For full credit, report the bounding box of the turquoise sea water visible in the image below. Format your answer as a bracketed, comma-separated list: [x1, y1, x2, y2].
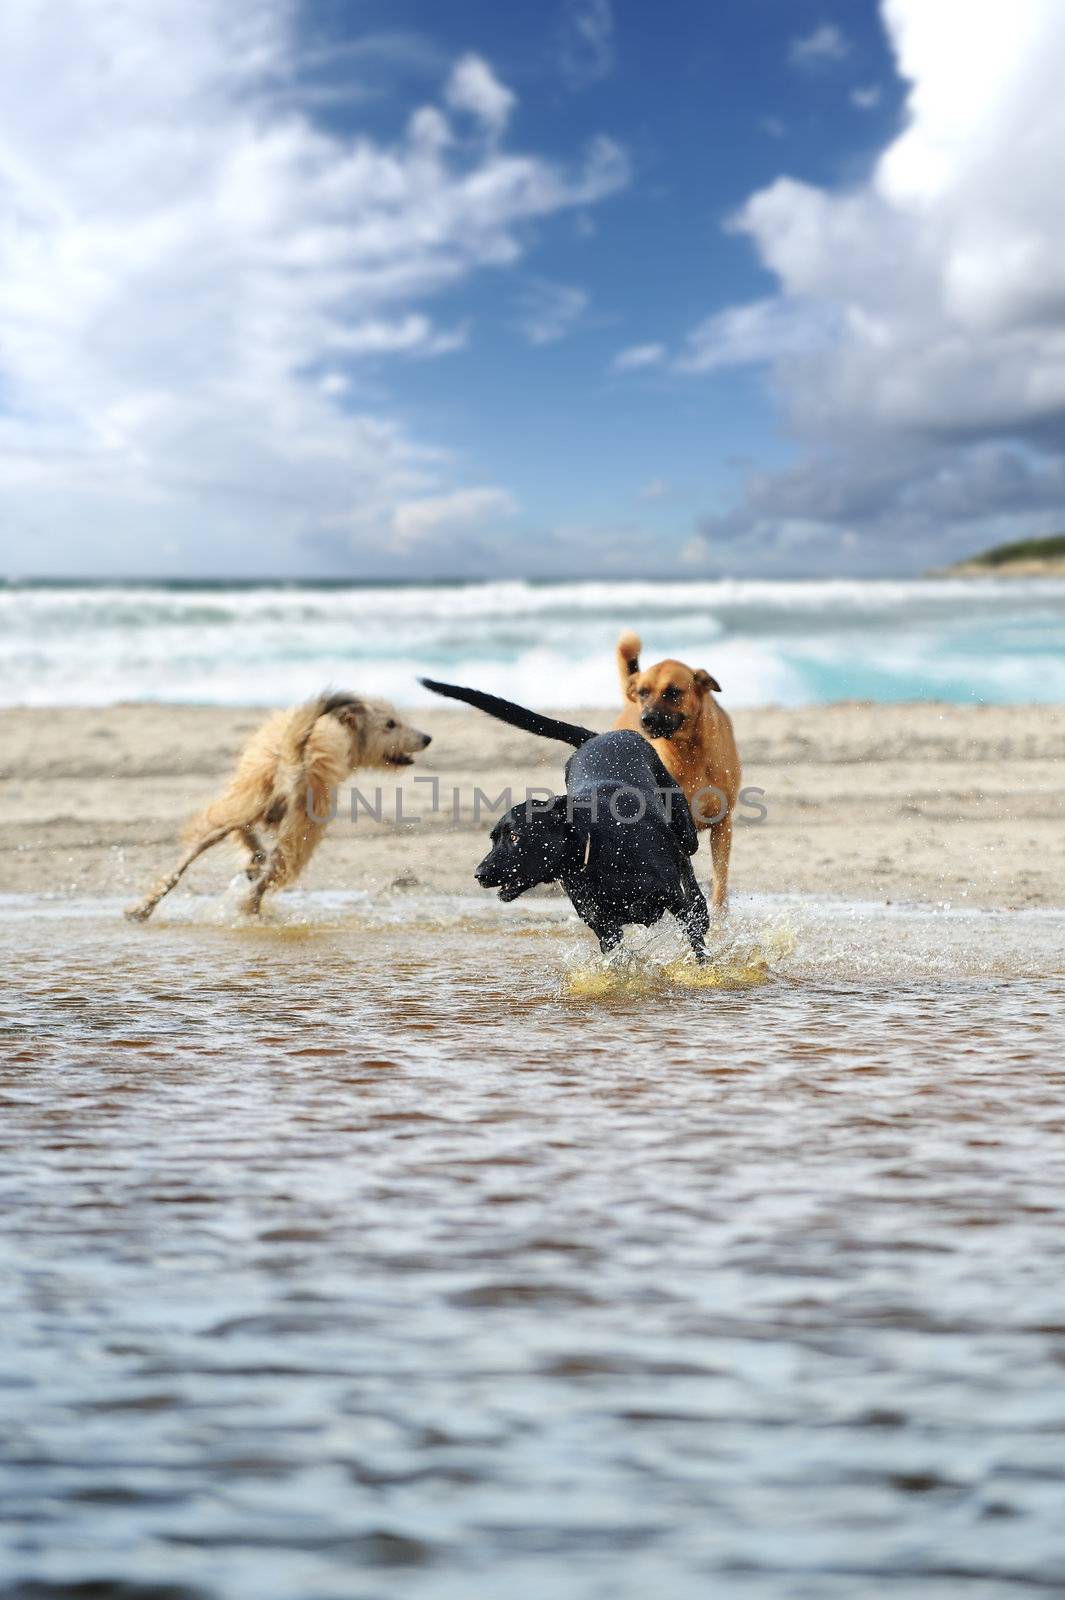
[2, 576, 1064, 707]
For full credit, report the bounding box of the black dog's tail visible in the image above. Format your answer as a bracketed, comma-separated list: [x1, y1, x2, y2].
[419, 677, 595, 749]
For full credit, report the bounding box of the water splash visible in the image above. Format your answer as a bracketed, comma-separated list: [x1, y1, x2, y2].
[560, 920, 796, 999]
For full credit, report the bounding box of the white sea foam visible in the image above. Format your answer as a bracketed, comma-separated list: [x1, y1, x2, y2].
[1, 578, 1063, 707]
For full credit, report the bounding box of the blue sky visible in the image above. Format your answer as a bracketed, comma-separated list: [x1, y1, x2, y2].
[344, 1, 898, 552]
[2, 0, 1064, 578]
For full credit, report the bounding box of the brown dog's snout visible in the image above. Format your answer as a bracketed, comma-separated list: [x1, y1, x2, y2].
[641, 708, 683, 738]
[420, 733, 432, 748]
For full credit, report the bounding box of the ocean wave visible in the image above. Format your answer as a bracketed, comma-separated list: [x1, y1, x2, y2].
[2, 579, 1063, 707]
[6, 574, 1065, 624]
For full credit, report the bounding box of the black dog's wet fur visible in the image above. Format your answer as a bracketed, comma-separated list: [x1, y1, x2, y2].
[420, 678, 711, 960]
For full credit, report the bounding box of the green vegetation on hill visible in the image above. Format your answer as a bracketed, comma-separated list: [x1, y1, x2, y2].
[965, 533, 1065, 567]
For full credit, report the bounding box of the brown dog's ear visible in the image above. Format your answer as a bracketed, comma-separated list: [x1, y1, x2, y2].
[617, 630, 641, 701]
[693, 669, 721, 694]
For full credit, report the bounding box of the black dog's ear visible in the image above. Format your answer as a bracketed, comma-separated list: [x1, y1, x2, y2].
[693, 668, 721, 694]
[524, 795, 572, 823]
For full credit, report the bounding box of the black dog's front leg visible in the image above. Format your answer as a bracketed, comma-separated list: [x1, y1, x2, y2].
[678, 861, 711, 963]
[594, 924, 624, 957]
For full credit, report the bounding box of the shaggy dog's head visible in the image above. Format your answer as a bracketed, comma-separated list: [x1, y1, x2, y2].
[624, 658, 721, 740]
[327, 696, 431, 769]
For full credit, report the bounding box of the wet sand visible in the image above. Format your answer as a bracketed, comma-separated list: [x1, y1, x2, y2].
[1, 701, 1064, 911]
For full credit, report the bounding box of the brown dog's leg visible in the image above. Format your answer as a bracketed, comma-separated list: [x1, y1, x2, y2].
[708, 813, 732, 913]
[124, 825, 234, 922]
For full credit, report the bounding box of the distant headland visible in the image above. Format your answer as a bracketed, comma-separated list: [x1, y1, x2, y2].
[939, 533, 1065, 576]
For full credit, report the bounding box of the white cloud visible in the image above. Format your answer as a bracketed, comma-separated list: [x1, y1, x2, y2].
[392, 486, 518, 549]
[676, 298, 840, 373]
[559, 0, 615, 88]
[851, 84, 883, 109]
[0, 0, 627, 575]
[445, 53, 515, 134]
[516, 281, 589, 345]
[790, 23, 850, 66]
[738, 0, 1065, 434]
[339, 315, 469, 357]
[694, 0, 1065, 568]
[611, 342, 665, 372]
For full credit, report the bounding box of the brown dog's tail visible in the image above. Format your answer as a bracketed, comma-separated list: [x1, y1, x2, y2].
[419, 678, 595, 749]
[616, 630, 642, 696]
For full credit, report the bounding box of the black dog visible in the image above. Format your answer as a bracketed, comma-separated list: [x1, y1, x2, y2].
[420, 678, 710, 960]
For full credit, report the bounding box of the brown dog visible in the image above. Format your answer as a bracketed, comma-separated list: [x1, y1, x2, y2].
[125, 691, 430, 922]
[614, 632, 740, 911]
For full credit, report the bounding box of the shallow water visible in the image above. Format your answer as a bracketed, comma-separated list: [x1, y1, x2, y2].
[3, 893, 1065, 1599]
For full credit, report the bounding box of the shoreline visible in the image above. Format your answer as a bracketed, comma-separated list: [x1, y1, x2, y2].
[934, 560, 1065, 578]
[2, 701, 1064, 912]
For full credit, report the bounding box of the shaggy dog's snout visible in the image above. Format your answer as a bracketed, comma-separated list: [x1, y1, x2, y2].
[420, 733, 432, 747]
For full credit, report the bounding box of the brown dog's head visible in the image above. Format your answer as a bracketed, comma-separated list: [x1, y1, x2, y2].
[626, 658, 721, 739]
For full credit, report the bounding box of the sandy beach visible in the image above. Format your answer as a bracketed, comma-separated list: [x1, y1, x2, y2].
[3, 700, 1064, 911]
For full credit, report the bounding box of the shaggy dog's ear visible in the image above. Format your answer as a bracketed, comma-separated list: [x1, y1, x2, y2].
[332, 699, 366, 732]
[330, 698, 367, 764]
[693, 669, 721, 694]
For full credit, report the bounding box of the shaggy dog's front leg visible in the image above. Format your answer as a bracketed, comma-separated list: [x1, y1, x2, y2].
[237, 825, 268, 879]
[241, 809, 325, 915]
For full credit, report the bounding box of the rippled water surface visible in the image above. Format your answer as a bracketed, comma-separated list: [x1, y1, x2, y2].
[3, 894, 1065, 1599]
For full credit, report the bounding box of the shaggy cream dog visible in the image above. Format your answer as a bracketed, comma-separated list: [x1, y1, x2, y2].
[125, 691, 430, 921]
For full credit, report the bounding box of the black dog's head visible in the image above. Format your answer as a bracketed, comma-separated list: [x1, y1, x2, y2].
[475, 799, 575, 902]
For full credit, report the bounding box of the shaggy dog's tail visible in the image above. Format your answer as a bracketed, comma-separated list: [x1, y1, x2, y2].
[616, 630, 642, 696]
[419, 678, 595, 749]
